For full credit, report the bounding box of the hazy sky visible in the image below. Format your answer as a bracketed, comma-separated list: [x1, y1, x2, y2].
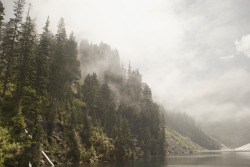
[3, 0, 250, 122]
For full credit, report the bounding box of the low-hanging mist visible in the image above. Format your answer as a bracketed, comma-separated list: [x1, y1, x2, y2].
[3, 0, 250, 123]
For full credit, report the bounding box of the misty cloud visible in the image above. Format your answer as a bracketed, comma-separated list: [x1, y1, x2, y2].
[235, 34, 250, 58]
[3, 0, 250, 122]
[220, 55, 235, 61]
[178, 69, 250, 121]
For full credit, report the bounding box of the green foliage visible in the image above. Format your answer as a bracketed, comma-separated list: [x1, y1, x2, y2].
[0, 126, 21, 166]
[35, 16, 54, 97]
[165, 126, 203, 151]
[0, 1, 168, 165]
[88, 127, 114, 160]
[11, 105, 27, 141]
[0, 0, 4, 38]
[16, 10, 37, 97]
[65, 33, 81, 82]
[97, 82, 116, 135]
[112, 119, 136, 160]
[81, 73, 99, 119]
[65, 126, 81, 162]
[81, 145, 98, 163]
[164, 111, 220, 150]
[0, 0, 25, 97]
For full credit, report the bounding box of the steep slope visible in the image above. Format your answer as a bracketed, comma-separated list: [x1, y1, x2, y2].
[163, 109, 220, 150]
[0, 4, 166, 165]
[165, 126, 203, 154]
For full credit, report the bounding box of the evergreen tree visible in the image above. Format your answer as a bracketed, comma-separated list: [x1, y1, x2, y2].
[0, 0, 4, 76]
[1, 0, 25, 97]
[16, 5, 37, 97]
[0, 0, 4, 37]
[81, 73, 99, 119]
[125, 69, 142, 104]
[97, 82, 116, 136]
[0, 2, 170, 164]
[142, 83, 152, 101]
[50, 17, 67, 99]
[112, 118, 134, 160]
[65, 32, 81, 84]
[35, 16, 54, 97]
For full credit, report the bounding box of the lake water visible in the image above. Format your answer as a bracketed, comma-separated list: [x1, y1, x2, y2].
[56, 151, 250, 167]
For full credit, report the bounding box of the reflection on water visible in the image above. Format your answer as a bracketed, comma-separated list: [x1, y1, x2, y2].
[56, 151, 250, 167]
[166, 151, 250, 167]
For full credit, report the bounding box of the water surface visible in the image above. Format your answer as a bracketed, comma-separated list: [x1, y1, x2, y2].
[56, 151, 250, 167]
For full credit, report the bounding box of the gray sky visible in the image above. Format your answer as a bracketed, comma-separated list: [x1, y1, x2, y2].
[3, 0, 250, 122]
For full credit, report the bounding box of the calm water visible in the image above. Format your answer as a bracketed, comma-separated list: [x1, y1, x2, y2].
[56, 151, 250, 167]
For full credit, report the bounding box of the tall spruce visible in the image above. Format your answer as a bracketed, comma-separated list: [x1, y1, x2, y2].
[35, 17, 54, 97]
[0, 0, 5, 75]
[125, 69, 142, 103]
[0, 2, 169, 164]
[50, 17, 67, 99]
[16, 5, 37, 97]
[65, 32, 81, 84]
[14, 5, 41, 166]
[0, 0, 4, 37]
[81, 73, 99, 119]
[97, 82, 116, 136]
[1, 0, 25, 97]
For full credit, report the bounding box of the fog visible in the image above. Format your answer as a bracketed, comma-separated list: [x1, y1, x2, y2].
[3, 0, 250, 123]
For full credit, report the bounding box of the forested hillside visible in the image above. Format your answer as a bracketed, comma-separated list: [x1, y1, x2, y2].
[0, 1, 166, 166]
[163, 109, 220, 150]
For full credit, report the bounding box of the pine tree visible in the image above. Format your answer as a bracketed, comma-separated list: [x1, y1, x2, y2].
[65, 32, 81, 84]
[97, 82, 116, 136]
[0, 0, 5, 37]
[0, 0, 4, 76]
[125, 69, 142, 103]
[142, 83, 152, 101]
[35, 17, 54, 97]
[16, 5, 37, 97]
[0, 2, 170, 164]
[81, 73, 99, 119]
[50, 17, 67, 99]
[1, 0, 25, 97]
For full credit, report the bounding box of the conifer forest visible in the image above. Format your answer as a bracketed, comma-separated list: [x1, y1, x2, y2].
[1, 0, 235, 166]
[0, 1, 168, 166]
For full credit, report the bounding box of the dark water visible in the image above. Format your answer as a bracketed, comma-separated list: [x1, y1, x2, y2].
[56, 151, 250, 167]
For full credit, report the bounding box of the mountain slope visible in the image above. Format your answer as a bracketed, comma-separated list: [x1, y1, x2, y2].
[163, 109, 220, 150]
[165, 126, 203, 154]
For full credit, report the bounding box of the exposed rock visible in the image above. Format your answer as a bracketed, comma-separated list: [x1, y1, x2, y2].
[166, 137, 196, 154]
